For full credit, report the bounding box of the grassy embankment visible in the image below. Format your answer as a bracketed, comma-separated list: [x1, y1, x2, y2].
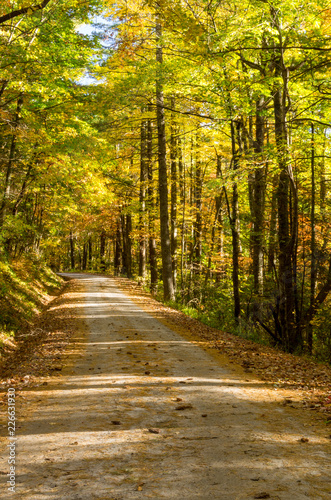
[0, 258, 62, 358]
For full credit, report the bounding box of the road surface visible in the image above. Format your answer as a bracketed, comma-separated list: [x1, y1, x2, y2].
[1, 273, 330, 499]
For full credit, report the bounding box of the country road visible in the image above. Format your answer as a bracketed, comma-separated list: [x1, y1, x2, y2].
[1, 273, 330, 499]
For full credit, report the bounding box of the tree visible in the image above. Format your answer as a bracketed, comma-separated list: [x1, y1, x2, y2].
[155, 16, 175, 301]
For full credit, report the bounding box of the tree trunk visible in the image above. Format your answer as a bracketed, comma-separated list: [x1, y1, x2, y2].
[155, 19, 174, 301]
[139, 119, 147, 278]
[82, 243, 87, 271]
[114, 221, 122, 275]
[308, 124, 316, 353]
[320, 129, 327, 213]
[100, 230, 106, 272]
[69, 230, 75, 269]
[267, 174, 278, 273]
[12, 159, 35, 216]
[122, 213, 132, 278]
[0, 94, 23, 226]
[274, 82, 296, 350]
[170, 98, 178, 291]
[230, 120, 242, 322]
[88, 237, 92, 269]
[178, 135, 186, 293]
[270, 5, 299, 352]
[252, 97, 266, 295]
[126, 214, 132, 278]
[147, 110, 158, 292]
[194, 131, 202, 270]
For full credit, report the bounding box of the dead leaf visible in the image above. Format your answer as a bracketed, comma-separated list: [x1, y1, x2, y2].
[175, 404, 193, 411]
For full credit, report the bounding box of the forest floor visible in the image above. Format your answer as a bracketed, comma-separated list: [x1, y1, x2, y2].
[0, 273, 330, 499]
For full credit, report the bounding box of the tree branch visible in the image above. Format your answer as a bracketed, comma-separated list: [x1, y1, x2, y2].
[0, 0, 52, 25]
[240, 54, 265, 75]
[290, 118, 331, 128]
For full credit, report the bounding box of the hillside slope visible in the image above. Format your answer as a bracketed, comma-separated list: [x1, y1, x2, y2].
[0, 257, 62, 358]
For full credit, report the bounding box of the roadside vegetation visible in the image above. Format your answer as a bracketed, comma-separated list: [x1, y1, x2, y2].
[0, 256, 62, 357]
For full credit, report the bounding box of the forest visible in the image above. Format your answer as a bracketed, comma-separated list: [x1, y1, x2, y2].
[1, 0, 331, 361]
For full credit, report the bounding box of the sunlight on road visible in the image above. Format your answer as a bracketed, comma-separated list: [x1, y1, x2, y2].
[6, 274, 330, 500]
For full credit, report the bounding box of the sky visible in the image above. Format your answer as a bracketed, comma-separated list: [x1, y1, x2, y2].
[76, 16, 113, 85]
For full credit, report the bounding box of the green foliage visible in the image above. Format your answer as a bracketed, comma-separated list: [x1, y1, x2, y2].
[309, 301, 331, 364]
[1, 0, 331, 364]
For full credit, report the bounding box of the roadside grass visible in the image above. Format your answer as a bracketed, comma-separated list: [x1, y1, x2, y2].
[0, 257, 62, 357]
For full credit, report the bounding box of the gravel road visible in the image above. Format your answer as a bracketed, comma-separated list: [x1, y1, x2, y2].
[1, 274, 330, 499]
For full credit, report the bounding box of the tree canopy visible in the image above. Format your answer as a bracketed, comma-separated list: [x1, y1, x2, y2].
[1, 0, 331, 359]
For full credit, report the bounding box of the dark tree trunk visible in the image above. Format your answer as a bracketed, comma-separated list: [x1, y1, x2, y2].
[230, 120, 242, 322]
[100, 230, 106, 272]
[114, 222, 122, 275]
[147, 110, 158, 292]
[121, 213, 132, 278]
[271, 5, 299, 352]
[0, 95, 23, 226]
[139, 119, 148, 278]
[70, 230, 75, 269]
[308, 124, 316, 353]
[155, 19, 175, 301]
[125, 214, 132, 278]
[12, 159, 35, 216]
[88, 237, 92, 269]
[82, 243, 87, 271]
[274, 81, 297, 350]
[252, 97, 266, 295]
[77, 247, 82, 270]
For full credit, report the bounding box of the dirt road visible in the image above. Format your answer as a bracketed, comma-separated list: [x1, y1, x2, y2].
[1, 274, 330, 499]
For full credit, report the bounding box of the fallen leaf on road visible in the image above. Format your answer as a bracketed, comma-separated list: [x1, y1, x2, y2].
[175, 404, 193, 410]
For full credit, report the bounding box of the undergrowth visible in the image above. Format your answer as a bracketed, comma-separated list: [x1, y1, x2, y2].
[0, 256, 62, 355]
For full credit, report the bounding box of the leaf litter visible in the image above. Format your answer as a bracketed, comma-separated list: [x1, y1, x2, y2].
[115, 276, 331, 423]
